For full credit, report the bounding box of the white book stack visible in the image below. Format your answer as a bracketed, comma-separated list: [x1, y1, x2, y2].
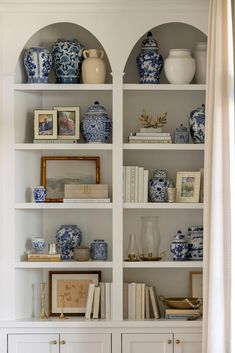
[128, 131, 172, 144]
[85, 282, 113, 320]
[123, 166, 149, 202]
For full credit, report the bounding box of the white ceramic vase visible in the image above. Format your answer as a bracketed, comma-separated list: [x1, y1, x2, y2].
[82, 49, 106, 84]
[164, 49, 196, 84]
[194, 42, 207, 84]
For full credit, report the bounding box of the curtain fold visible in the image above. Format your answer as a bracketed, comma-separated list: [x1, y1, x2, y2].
[203, 0, 234, 352]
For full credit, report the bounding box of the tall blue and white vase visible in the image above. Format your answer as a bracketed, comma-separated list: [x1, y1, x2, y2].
[170, 230, 188, 261]
[24, 47, 52, 83]
[136, 31, 163, 84]
[90, 239, 108, 260]
[149, 169, 168, 202]
[56, 224, 82, 260]
[189, 104, 205, 143]
[52, 39, 84, 83]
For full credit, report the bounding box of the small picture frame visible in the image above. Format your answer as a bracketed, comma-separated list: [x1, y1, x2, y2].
[54, 106, 80, 140]
[176, 171, 201, 203]
[48, 271, 101, 316]
[34, 110, 57, 139]
[190, 271, 203, 298]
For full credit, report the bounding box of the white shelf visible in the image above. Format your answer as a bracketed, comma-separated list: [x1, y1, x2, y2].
[124, 203, 203, 209]
[123, 84, 206, 91]
[15, 202, 113, 209]
[14, 143, 113, 151]
[15, 261, 113, 269]
[123, 144, 204, 150]
[14, 83, 113, 91]
[123, 261, 203, 268]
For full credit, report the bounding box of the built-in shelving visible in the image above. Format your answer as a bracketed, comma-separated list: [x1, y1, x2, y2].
[15, 261, 113, 269]
[123, 261, 203, 268]
[124, 203, 203, 209]
[14, 143, 113, 151]
[123, 84, 206, 91]
[123, 144, 204, 150]
[15, 202, 113, 209]
[13, 84, 113, 91]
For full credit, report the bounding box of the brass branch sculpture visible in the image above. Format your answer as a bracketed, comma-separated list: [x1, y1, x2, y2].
[139, 110, 168, 128]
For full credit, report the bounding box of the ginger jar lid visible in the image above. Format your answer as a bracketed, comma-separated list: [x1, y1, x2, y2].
[173, 230, 186, 242]
[85, 101, 108, 116]
[141, 31, 159, 51]
[175, 124, 188, 132]
[153, 169, 168, 179]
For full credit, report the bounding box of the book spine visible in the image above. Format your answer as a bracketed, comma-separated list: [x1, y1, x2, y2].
[145, 286, 150, 319]
[129, 139, 172, 144]
[100, 282, 106, 319]
[149, 286, 160, 319]
[135, 283, 142, 320]
[128, 283, 132, 320]
[85, 283, 95, 319]
[136, 133, 171, 137]
[123, 167, 126, 202]
[141, 283, 145, 320]
[129, 136, 172, 140]
[92, 286, 101, 319]
[130, 166, 136, 202]
[123, 282, 128, 320]
[130, 283, 136, 320]
[143, 170, 149, 203]
[105, 283, 111, 320]
[125, 167, 131, 202]
[134, 166, 139, 202]
[138, 167, 144, 203]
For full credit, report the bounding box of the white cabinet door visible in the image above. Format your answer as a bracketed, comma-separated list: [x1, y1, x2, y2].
[8, 334, 59, 353]
[174, 333, 202, 353]
[122, 333, 173, 353]
[60, 333, 111, 353]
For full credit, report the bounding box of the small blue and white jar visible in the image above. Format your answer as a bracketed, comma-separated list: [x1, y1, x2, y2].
[149, 169, 168, 202]
[80, 101, 112, 143]
[31, 237, 47, 253]
[56, 224, 82, 260]
[33, 186, 46, 203]
[90, 239, 108, 260]
[189, 104, 205, 143]
[24, 47, 52, 83]
[174, 124, 189, 144]
[170, 230, 188, 261]
[136, 31, 163, 84]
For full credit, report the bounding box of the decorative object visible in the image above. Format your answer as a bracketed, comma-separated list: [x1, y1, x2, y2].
[167, 180, 176, 203]
[189, 104, 205, 143]
[149, 169, 168, 202]
[39, 282, 48, 320]
[56, 224, 82, 260]
[140, 216, 160, 259]
[164, 49, 196, 84]
[58, 295, 68, 320]
[139, 110, 167, 130]
[51, 39, 84, 84]
[24, 47, 52, 83]
[31, 237, 47, 253]
[187, 225, 203, 261]
[194, 42, 207, 84]
[73, 246, 90, 261]
[48, 271, 101, 316]
[80, 101, 112, 143]
[34, 110, 57, 140]
[48, 243, 58, 255]
[136, 31, 163, 84]
[126, 233, 139, 261]
[176, 171, 201, 203]
[159, 295, 202, 309]
[64, 184, 108, 199]
[90, 240, 108, 260]
[54, 106, 80, 140]
[41, 156, 100, 202]
[199, 168, 204, 202]
[190, 272, 203, 298]
[174, 124, 189, 144]
[28, 253, 61, 262]
[82, 49, 106, 84]
[33, 186, 46, 203]
[170, 230, 188, 261]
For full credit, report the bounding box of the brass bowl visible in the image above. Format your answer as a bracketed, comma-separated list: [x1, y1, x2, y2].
[159, 295, 202, 309]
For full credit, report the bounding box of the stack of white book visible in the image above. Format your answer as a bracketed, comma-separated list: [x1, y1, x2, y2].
[128, 131, 172, 144]
[123, 166, 149, 202]
[123, 282, 161, 320]
[85, 282, 112, 320]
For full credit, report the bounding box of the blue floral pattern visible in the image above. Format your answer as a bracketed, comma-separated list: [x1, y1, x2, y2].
[170, 231, 188, 261]
[189, 105, 205, 143]
[56, 225, 82, 260]
[32, 238, 46, 252]
[33, 186, 46, 203]
[149, 169, 168, 202]
[24, 47, 52, 83]
[90, 240, 108, 260]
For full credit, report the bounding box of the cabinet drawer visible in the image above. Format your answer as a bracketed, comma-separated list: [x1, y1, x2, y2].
[60, 333, 111, 353]
[122, 333, 172, 353]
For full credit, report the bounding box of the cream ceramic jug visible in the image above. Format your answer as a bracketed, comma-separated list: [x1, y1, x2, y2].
[82, 49, 106, 84]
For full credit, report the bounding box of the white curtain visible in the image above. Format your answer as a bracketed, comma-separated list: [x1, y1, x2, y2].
[203, 0, 234, 352]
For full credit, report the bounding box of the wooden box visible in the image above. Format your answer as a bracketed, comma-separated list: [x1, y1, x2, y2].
[64, 184, 109, 199]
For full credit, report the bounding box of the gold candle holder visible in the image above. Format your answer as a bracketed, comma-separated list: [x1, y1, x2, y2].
[39, 282, 48, 320]
[59, 294, 68, 320]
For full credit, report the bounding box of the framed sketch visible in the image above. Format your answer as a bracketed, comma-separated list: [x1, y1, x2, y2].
[54, 106, 80, 140]
[190, 271, 203, 298]
[41, 156, 100, 202]
[176, 171, 201, 203]
[34, 110, 57, 139]
[48, 271, 101, 316]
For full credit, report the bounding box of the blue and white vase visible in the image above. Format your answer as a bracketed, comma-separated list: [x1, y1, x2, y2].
[52, 39, 84, 84]
[24, 47, 52, 83]
[187, 225, 203, 261]
[189, 104, 205, 143]
[56, 224, 82, 260]
[174, 124, 189, 144]
[149, 169, 168, 202]
[31, 237, 47, 252]
[90, 239, 108, 260]
[136, 31, 163, 84]
[170, 230, 188, 261]
[33, 186, 46, 203]
[80, 101, 112, 143]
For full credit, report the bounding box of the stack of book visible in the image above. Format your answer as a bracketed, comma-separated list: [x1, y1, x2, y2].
[123, 166, 149, 202]
[165, 308, 201, 319]
[27, 253, 61, 262]
[85, 282, 112, 320]
[123, 282, 161, 320]
[63, 184, 110, 203]
[128, 132, 172, 144]
[33, 139, 77, 144]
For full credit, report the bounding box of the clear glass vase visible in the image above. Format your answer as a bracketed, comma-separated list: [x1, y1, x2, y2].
[127, 233, 139, 261]
[140, 216, 160, 259]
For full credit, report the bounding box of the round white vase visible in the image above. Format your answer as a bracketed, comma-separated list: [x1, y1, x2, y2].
[194, 42, 207, 84]
[82, 49, 106, 84]
[164, 49, 196, 84]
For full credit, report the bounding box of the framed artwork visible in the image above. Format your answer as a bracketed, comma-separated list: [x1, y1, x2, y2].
[176, 171, 201, 203]
[41, 156, 100, 202]
[48, 271, 101, 316]
[54, 106, 80, 140]
[190, 271, 203, 298]
[34, 110, 57, 139]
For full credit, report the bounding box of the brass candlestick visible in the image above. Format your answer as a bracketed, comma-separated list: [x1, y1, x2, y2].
[39, 282, 48, 320]
[59, 294, 68, 320]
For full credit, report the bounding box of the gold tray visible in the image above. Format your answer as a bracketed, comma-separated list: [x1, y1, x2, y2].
[159, 296, 202, 309]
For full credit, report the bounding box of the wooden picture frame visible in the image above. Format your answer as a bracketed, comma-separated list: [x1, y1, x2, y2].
[176, 171, 201, 203]
[41, 156, 100, 202]
[34, 110, 57, 139]
[190, 271, 203, 298]
[54, 106, 80, 140]
[48, 271, 101, 316]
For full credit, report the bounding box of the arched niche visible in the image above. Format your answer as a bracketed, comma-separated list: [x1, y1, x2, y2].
[124, 22, 207, 83]
[15, 22, 112, 83]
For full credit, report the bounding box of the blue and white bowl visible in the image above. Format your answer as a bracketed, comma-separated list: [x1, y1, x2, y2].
[90, 239, 108, 260]
[33, 186, 46, 203]
[24, 47, 52, 83]
[31, 237, 47, 252]
[189, 105, 205, 143]
[56, 224, 82, 260]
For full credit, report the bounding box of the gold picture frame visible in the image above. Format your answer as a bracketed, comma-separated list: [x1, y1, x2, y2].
[190, 271, 203, 298]
[34, 110, 57, 140]
[54, 106, 80, 140]
[41, 156, 100, 202]
[48, 271, 101, 316]
[176, 171, 201, 203]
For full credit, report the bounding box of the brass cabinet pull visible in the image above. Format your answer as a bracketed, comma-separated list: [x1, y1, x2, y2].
[175, 339, 180, 344]
[167, 339, 172, 344]
[51, 340, 57, 345]
[60, 340, 66, 344]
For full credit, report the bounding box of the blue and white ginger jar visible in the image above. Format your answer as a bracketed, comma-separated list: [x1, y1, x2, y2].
[24, 47, 52, 83]
[136, 31, 163, 84]
[52, 39, 84, 83]
[33, 186, 46, 203]
[174, 124, 189, 144]
[189, 104, 205, 143]
[31, 237, 47, 252]
[90, 239, 108, 260]
[170, 230, 188, 261]
[56, 224, 82, 260]
[149, 169, 168, 202]
[80, 101, 112, 143]
[187, 225, 203, 261]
